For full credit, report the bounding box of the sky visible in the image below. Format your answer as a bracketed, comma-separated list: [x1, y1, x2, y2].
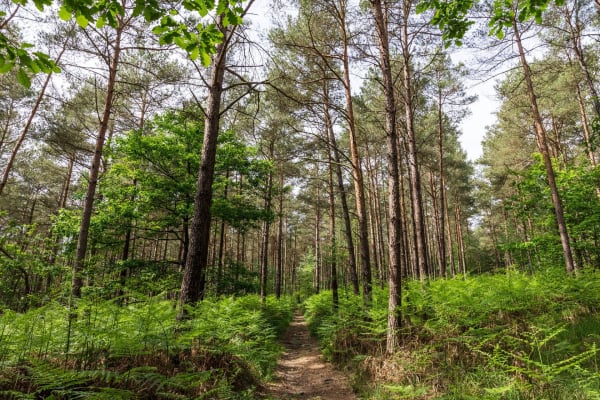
[457, 78, 499, 162]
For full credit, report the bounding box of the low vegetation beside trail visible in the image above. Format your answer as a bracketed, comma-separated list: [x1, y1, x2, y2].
[304, 268, 600, 399]
[0, 294, 294, 399]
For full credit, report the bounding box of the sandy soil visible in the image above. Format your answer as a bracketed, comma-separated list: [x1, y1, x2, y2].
[264, 314, 358, 400]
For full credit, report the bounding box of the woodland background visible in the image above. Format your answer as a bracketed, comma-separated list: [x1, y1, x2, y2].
[0, 0, 600, 398]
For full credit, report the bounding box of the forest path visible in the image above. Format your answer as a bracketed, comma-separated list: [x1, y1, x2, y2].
[264, 313, 358, 400]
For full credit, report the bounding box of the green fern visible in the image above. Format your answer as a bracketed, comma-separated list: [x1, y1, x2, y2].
[0, 390, 35, 399]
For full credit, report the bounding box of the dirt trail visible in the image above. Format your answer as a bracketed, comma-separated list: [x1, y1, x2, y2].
[265, 313, 358, 400]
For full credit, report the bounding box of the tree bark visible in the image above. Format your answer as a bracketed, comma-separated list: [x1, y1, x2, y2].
[323, 81, 360, 295]
[400, 0, 429, 280]
[0, 44, 68, 196]
[338, 0, 372, 302]
[326, 127, 339, 309]
[178, 20, 231, 317]
[314, 164, 321, 294]
[372, 0, 403, 354]
[260, 168, 274, 303]
[72, 22, 123, 298]
[563, 3, 600, 117]
[275, 169, 284, 299]
[436, 88, 448, 277]
[217, 170, 230, 294]
[574, 83, 597, 167]
[512, 16, 576, 273]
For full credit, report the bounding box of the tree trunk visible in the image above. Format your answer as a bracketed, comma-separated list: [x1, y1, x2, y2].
[260, 169, 273, 303]
[455, 203, 467, 276]
[275, 169, 284, 299]
[217, 170, 230, 294]
[314, 164, 321, 294]
[512, 16, 576, 273]
[323, 81, 359, 295]
[563, 3, 600, 117]
[326, 128, 339, 309]
[178, 20, 231, 318]
[58, 155, 75, 210]
[0, 44, 68, 196]
[365, 146, 381, 283]
[574, 83, 597, 167]
[338, 0, 372, 302]
[71, 23, 123, 298]
[372, 0, 403, 354]
[400, 0, 428, 280]
[436, 89, 447, 277]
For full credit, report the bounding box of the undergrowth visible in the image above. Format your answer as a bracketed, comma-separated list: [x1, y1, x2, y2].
[0, 293, 294, 399]
[304, 268, 600, 399]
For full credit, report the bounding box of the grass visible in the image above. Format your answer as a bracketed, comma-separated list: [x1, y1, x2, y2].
[303, 268, 600, 399]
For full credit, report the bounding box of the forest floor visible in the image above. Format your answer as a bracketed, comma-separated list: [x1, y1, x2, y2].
[264, 313, 358, 400]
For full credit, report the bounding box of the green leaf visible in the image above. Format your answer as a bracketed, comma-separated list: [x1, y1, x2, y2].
[216, 0, 228, 15]
[0, 62, 14, 73]
[17, 69, 31, 88]
[96, 16, 106, 28]
[29, 60, 41, 73]
[189, 46, 199, 61]
[173, 36, 186, 48]
[58, 6, 72, 21]
[76, 14, 90, 28]
[152, 25, 168, 35]
[415, 1, 429, 14]
[200, 50, 211, 67]
[133, 0, 145, 17]
[32, 0, 52, 11]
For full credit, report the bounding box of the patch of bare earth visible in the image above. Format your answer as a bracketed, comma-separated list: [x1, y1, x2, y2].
[265, 314, 357, 400]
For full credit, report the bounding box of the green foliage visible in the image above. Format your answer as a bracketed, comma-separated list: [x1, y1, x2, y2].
[304, 270, 600, 399]
[2, 0, 246, 82]
[96, 110, 271, 246]
[415, 0, 474, 47]
[0, 294, 294, 398]
[304, 288, 385, 362]
[501, 155, 600, 270]
[179, 295, 294, 378]
[417, 0, 566, 45]
[0, 221, 60, 310]
[0, 30, 60, 87]
[46, 109, 274, 301]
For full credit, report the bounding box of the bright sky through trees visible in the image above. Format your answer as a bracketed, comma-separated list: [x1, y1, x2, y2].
[248, 0, 496, 162]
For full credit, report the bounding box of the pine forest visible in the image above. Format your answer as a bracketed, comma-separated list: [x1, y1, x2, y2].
[1, 0, 600, 398]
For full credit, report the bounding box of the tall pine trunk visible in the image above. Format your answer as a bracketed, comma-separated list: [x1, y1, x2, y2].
[178, 20, 231, 318]
[72, 23, 123, 298]
[338, 0, 372, 302]
[323, 81, 359, 295]
[275, 170, 284, 299]
[512, 16, 575, 273]
[400, 0, 428, 280]
[372, 0, 403, 354]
